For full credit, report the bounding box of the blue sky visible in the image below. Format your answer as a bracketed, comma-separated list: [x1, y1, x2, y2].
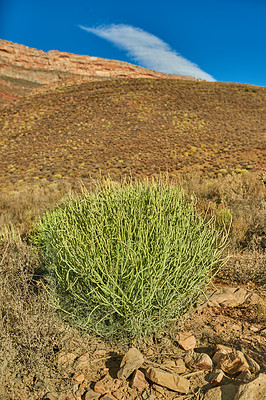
[1, 0, 265, 86]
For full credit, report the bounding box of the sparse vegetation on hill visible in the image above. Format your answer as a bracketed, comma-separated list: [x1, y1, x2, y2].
[0, 79, 265, 192]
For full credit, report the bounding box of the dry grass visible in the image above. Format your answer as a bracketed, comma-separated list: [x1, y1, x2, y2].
[0, 241, 74, 399]
[178, 172, 265, 251]
[221, 250, 266, 288]
[0, 180, 72, 240]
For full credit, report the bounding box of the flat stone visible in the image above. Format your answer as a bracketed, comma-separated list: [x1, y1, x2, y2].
[94, 380, 107, 395]
[215, 350, 249, 375]
[204, 384, 238, 400]
[73, 372, 85, 383]
[73, 353, 90, 372]
[163, 359, 176, 368]
[176, 331, 197, 351]
[130, 369, 148, 392]
[145, 367, 189, 393]
[206, 287, 259, 308]
[117, 348, 144, 380]
[111, 390, 123, 400]
[174, 358, 187, 373]
[99, 395, 116, 400]
[185, 351, 213, 371]
[215, 344, 232, 352]
[83, 390, 100, 400]
[234, 373, 266, 400]
[249, 326, 260, 332]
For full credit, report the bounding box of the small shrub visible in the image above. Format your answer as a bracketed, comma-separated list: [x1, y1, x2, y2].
[33, 178, 227, 339]
[0, 241, 73, 396]
[217, 207, 233, 228]
[234, 168, 249, 174]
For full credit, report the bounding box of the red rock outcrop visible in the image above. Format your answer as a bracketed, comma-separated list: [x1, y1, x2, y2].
[0, 39, 198, 103]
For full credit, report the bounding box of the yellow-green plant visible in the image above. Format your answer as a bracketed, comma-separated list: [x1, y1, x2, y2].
[32, 178, 227, 339]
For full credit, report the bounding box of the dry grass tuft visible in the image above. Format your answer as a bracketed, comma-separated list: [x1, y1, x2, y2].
[178, 173, 265, 251]
[0, 180, 72, 240]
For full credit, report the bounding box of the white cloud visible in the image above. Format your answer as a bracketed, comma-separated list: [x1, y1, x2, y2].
[79, 24, 215, 81]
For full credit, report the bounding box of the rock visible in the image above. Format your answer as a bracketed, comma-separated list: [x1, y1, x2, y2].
[0, 39, 198, 105]
[243, 353, 260, 374]
[185, 352, 213, 371]
[212, 348, 231, 365]
[141, 390, 150, 400]
[163, 359, 176, 368]
[99, 395, 116, 400]
[130, 369, 149, 392]
[73, 372, 85, 383]
[204, 384, 238, 400]
[111, 390, 123, 400]
[73, 353, 90, 372]
[152, 384, 165, 394]
[57, 352, 77, 370]
[83, 390, 100, 400]
[176, 332, 197, 351]
[237, 370, 252, 382]
[44, 392, 59, 400]
[234, 373, 266, 400]
[215, 344, 232, 352]
[94, 349, 107, 357]
[249, 326, 260, 332]
[75, 387, 86, 398]
[206, 287, 259, 308]
[163, 358, 186, 374]
[117, 348, 144, 380]
[260, 328, 266, 338]
[145, 367, 189, 393]
[174, 359, 187, 374]
[94, 380, 107, 395]
[110, 379, 121, 392]
[146, 348, 154, 356]
[209, 369, 225, 386]
[215, 350, 249, 375]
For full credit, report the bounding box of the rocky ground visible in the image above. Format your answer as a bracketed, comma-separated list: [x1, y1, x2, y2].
[1, 284, 265, 400]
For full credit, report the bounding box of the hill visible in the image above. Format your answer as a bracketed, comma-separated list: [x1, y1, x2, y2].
[0, 78, 265, 192]
[0, 39, 197, 104]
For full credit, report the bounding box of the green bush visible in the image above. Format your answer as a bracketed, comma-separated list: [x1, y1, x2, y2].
[33, 178, 226, 339]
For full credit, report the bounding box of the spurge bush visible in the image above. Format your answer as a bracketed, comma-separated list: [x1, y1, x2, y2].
[33, 179, 226, 339]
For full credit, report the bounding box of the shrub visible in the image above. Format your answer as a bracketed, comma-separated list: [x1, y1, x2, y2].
[33, 178, 227, 339]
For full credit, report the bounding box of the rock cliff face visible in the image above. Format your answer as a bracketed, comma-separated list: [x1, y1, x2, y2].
[0, 39, 198, 103]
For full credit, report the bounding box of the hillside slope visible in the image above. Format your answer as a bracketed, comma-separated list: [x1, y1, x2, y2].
[1, 78, 265, 191]
[0, 39, 197, 104]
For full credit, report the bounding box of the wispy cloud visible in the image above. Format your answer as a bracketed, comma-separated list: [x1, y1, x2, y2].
[79, 24, 215, 81]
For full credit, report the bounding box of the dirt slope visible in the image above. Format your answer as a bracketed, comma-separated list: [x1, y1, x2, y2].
[0, 78, 265, 191]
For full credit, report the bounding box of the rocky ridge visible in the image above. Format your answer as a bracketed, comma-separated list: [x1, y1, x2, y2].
[0, 39, 198, 103]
